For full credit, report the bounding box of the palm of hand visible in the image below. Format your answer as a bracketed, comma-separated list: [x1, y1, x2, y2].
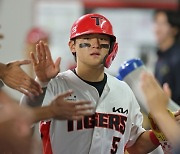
[34, 58, 60, 82]
[31, 41, 61, 82]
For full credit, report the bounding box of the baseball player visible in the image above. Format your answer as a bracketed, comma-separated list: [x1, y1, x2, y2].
[22, 14, 159, 154]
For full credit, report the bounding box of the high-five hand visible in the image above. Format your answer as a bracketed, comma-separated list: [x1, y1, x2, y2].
[31, 41, 61, 82]
[50, 90, 95, 120]
[0, 61, 42, 96]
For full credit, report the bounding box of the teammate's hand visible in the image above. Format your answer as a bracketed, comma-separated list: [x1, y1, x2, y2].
[50, 90, 95, 120]
[31, 41, 61, 82]
[140, 72, 169, 115]
[0, 60, 42, 96]
[163, 83, 172, 98]
[0, 91, 38, 154]
[174, 110, 180, 124]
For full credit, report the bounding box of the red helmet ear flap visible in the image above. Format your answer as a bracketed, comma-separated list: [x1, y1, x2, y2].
[104, 43, 118, 68]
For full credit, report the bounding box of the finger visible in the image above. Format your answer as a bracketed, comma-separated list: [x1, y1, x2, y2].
[174, 110, 180, 117]
[75, 104, 94, 111]
[71, 115, 84, 120]
[30, 52, 38, 65]
[39, 41, 46, 60]
[28, 79, 42, 95]
[76, 110, 94, 116]
[20, 84, 40, 96]
[56, 90, 73, 99]
[29, 78, 42, 91]
[67, 101, 92, 109]
[36, 44, 42, 62]
[175, 115, 180, 120]
[20, 79, 42, 95]
[16, 60, 31, 66]
[18, 87, 31, 97]
[163, 83, 172, 98]
[175, 115, 180, 124]
[44, 44, 53, 61]
[73, 100, 92, 106]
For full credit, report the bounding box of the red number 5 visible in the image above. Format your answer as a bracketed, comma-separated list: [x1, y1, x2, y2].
[110, 136, 121, 154]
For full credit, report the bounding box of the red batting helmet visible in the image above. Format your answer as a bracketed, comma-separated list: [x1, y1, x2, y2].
[70, 13, 118, 68]
[70, 13, 116, 42]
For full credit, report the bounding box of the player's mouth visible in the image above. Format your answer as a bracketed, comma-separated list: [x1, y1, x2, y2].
[90, 52, 100, 56]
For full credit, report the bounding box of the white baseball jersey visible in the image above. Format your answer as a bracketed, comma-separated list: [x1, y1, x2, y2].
[41, 70, 145, 154]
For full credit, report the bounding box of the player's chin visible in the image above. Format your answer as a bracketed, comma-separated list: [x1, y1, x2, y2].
[90, 62, 104, 69]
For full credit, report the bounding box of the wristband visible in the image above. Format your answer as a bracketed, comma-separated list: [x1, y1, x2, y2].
[149, 130, 160, 146]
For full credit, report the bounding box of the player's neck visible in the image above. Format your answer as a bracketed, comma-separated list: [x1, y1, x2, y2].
[75, 66, 104, 82]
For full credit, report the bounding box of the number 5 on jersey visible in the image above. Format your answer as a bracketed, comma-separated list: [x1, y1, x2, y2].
[111, 136, 121, 154]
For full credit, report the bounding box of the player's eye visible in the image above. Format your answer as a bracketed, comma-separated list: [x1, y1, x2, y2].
[99, 37, 110, 41]
[100, 44, 110, 49]
[83, 37, 90, 40]
[99, 38, 107, 41]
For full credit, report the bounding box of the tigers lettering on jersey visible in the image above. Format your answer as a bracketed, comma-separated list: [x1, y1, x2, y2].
[68, 112, 127, 134]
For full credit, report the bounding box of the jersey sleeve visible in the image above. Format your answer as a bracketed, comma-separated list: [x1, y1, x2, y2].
[42, 79, 57, 107]
[40, 121, 53, 154]
[126, 89, 145, 148]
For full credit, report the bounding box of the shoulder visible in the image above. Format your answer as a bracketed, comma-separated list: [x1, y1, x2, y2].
[106, 73, 130, 87]
[106, 73, 133, 94]
[51, 70, 72, 82]
[48, 70, 73, 86]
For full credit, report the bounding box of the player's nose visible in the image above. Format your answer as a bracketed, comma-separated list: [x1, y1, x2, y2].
[91, 38, 100, 49]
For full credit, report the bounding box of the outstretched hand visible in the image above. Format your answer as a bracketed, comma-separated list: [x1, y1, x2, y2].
[1, 60, 42, 96]
[140, 72, 169, 114]
[31, 41, 61, 82]
[50, 90, 95, 120]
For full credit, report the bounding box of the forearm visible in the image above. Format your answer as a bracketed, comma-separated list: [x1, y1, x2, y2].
[20, 87, 47, 107]
[152, 110, 180, 146]
[32, 106, 54, 123]
[127, 131, 158, 154]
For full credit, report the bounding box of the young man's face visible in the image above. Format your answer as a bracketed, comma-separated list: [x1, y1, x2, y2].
[71, 34, 111, 68]
[153, 12, 176, 46]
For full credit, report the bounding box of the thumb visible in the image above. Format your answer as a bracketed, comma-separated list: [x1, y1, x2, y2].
[174, 109, 180, 117]
[163, 83, 172, 98]
[16, 60, 31, 66]
[54, 57, 61, 72]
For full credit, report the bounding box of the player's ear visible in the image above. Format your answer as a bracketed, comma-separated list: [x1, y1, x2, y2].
[68, 40, 76, 54]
